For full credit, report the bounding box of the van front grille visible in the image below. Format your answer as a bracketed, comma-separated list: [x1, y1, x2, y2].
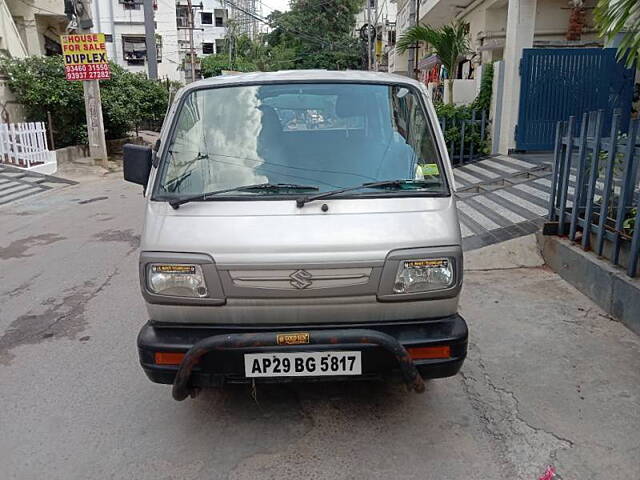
[228, 267, 373, 291]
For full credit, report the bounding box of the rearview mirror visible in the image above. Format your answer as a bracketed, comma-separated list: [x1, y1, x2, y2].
[123, 144, 153, 187]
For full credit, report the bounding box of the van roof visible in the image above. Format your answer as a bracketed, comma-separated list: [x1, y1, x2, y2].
[183, 69, 423, 91]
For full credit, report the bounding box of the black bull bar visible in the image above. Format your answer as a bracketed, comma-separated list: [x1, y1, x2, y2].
[172, 328, 426, 400]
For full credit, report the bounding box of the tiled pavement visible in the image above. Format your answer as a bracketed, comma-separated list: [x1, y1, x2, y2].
[454, 154, 554, 251]
[0, 164, 75, 207]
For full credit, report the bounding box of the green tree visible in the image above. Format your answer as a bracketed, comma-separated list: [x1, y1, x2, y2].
[396, 21, 470, 105]
[201, 52, 259, 77]
[100, 66, 170, 135]
[265, 0, 364, 70]
[595, 0, 640, 67]
[200, 0, 364, 76]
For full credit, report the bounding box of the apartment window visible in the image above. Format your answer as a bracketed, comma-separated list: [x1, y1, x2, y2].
[44, 36, 62, 56]
[387, 30, 396, 45]
[215, 38, 226, 54]
[368, 0, 375, 8]
[202, 42, 214, 54]
[176, 6, 189, 28]
[120, 0, 141, 10]
[201, 12, 213, 25]
[122, 35, 162, 64]
[214, 9, 227, 27]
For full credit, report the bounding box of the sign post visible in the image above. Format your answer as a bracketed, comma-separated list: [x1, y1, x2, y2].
[61, 33, 109, 165]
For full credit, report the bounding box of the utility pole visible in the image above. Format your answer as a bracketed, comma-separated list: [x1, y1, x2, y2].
[413, 0, 420, 79]
[406, 0, 415, 76]
[76, 0, 108, 166]
[186, 0, 197, 83]
[366, 0, 372, 70]
[374, 0, 378, 71]
[229, 24, 234, 70]
[143, 0, 158, 80]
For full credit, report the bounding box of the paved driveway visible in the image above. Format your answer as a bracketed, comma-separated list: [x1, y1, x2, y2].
[454, 155, 554, 250]
[1, 174, 639, 479]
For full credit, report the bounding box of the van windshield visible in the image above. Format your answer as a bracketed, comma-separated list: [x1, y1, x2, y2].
[156, 83, 448, 200]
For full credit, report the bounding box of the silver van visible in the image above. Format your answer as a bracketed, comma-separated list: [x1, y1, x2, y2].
[123, 70, 467, 400]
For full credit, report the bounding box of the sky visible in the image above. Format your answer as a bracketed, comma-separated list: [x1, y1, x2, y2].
[260, 0, 290, 14]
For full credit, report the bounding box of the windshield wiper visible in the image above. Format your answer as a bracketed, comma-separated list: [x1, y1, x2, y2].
[296, 179, 437, 208]
[169, 183, 319, 209]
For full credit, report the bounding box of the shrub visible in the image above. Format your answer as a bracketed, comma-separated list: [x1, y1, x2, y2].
[434, 63, 494, 158]
[435, 103, 489, 157]
[0, 55, 175, 148]
[471, 62, 493, 112]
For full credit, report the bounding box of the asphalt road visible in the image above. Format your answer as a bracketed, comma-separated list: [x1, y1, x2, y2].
[1, 174, 639, 480]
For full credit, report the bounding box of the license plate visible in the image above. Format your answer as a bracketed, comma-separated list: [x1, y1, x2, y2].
[244, 351, 362, 378]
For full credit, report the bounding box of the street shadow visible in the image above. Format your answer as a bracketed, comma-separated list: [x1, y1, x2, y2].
[183, 377, 435, 425]
[137, 378, 467, 477]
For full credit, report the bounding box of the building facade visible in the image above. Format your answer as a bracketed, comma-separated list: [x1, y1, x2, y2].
[90, 0, 181, 81]
[355, 0, 397, 72]
[2, 0, 68, 58]
[226, 0, 263, 40]
[176, 0, 228, 82]
[89, 0, 230, 83]
[389, 0, 410, 75]
[390, 0, 604, 154]
[1, 0, 69, 122]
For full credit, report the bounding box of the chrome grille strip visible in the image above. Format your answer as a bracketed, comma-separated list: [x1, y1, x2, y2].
[233, 273, 369, 282]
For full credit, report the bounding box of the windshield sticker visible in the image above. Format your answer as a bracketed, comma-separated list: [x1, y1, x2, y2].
[422, 164, 440, 176]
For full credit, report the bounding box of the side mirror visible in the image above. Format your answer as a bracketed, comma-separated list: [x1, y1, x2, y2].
[123, 144, 153, 187]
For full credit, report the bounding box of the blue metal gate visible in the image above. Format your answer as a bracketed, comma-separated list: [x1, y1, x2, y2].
[516, 48, 635, 151]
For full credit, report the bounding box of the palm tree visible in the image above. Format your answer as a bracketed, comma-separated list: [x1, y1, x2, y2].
[595, 0, 640, 68]
[396, 21, 470, 105]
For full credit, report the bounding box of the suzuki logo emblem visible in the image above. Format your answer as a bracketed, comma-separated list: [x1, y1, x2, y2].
[289, 269, 313, 289]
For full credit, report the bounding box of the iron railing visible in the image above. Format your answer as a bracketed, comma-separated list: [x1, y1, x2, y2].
[548, 110, 640, 277]
[438, 109, 489, 165]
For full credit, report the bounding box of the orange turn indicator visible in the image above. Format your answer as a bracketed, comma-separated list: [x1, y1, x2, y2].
[407, 345, 451, 360]
[154, 352, 186, 365]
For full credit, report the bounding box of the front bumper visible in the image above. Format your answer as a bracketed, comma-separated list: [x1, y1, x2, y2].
[138, 314, 468, 400]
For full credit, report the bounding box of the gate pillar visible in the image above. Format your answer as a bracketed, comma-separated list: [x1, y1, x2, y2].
[498, 0, 537, 155]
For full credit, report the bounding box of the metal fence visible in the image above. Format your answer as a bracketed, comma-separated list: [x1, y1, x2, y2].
[0, 122, 57, 173]
[548, 110, 640, 277]
[438, 109, 489, 165]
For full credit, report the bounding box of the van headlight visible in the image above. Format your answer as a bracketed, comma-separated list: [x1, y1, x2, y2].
[392, 258, 454, 294]
[147, 264, 208, 298]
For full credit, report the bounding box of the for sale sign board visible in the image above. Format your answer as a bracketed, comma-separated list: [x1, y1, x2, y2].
[61, 33, 111, 81]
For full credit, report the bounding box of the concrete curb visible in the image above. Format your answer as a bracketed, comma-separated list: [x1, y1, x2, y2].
[537, 232, 640, 335]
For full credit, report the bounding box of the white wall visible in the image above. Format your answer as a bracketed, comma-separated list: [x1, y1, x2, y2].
[443, 79, 479, 106]
[0, 0, 28, 57]
[390, 0, 411, 75]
